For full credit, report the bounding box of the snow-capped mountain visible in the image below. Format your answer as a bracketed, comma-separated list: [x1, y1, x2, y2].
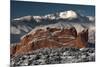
[11, 10, 95, 44]
[12, 10, 94, 23]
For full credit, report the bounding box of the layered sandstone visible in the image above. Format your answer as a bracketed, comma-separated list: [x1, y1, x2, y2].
[11, 27, 88, 57]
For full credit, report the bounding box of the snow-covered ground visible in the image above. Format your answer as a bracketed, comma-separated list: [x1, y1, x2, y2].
[11, 47, 95, 66]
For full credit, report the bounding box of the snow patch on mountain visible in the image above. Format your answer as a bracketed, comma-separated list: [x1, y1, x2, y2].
[87, 16, 95, 22]
[59, 10, 78, 20]
[13, 16, 33, 22]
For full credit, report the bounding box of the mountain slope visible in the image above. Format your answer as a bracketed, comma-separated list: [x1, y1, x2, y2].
[11, 10, 95, 44]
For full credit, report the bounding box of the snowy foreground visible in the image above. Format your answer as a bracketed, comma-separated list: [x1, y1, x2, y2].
[11, 47, 95, 66]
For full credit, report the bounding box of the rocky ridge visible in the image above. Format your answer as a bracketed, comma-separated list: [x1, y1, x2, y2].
[11, 26, 89, 57]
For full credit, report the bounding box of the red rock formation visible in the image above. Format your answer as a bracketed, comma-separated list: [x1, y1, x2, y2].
[75, 29, 88, 48]
[11, 27, 88, 57]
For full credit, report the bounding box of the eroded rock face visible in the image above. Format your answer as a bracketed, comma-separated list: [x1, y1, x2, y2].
[11, 27, 88, 57]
